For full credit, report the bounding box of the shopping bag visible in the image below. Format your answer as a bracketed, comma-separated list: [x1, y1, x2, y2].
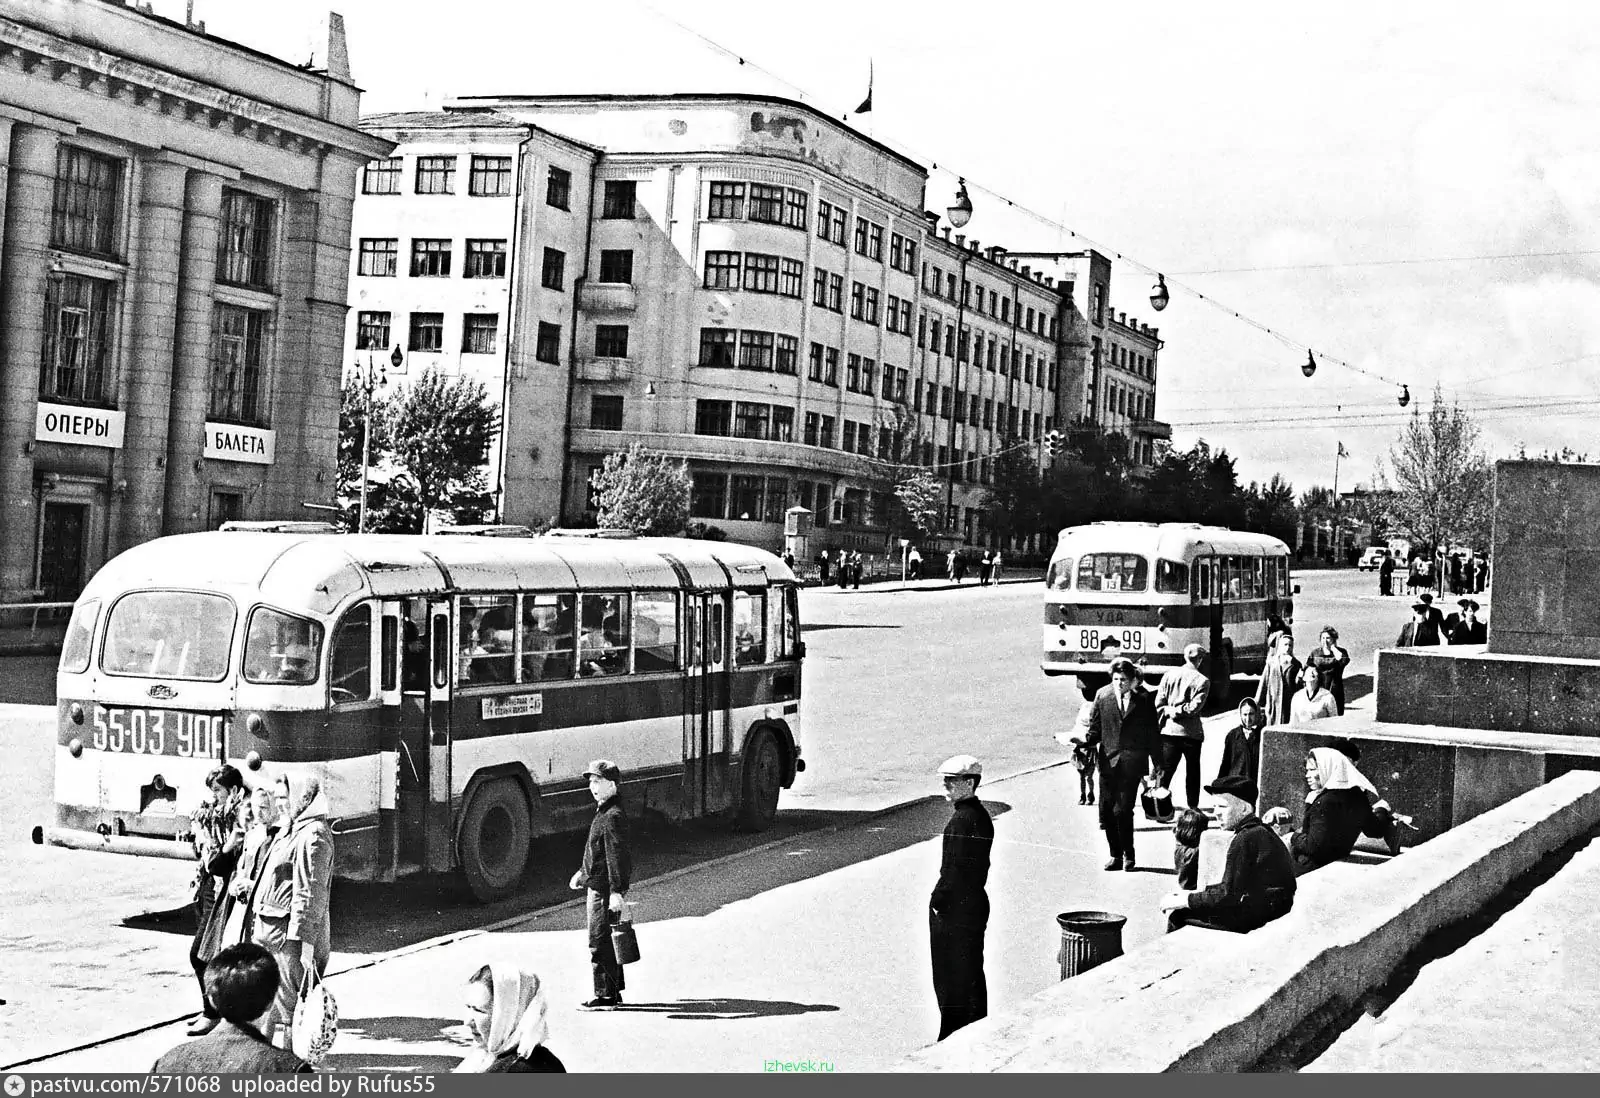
[1140, 778, 1174, 824]
[610, 904, 641, 965]
[291, 970, 339, 1066]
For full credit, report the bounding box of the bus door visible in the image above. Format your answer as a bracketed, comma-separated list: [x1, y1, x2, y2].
[683, 592, 730, 817]
[1196, 548, 1224, 658]
[422, 598, 454, 873]
[382, 597, 433, 875]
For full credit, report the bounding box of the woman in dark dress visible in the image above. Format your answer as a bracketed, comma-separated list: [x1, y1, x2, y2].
[458, 964, 566, 1073]
[1303, 627, 1351, 715]
[187, 765, 247, 1036]
[1265, 745, 1410, 873]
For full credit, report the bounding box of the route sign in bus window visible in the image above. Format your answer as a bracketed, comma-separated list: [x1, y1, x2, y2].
[243, 607, 324, 685]
[103, 591, 235, 681]
[521, 593, 575, 681]
[1076, 553, 1148, 592]
[1154, 560, 1189, 594]
[733, 590, 766, 666]
[632, 591, 678, 672]
[460, 595, 516, 685]
[330, 604, 373, 703]
[580, 593, 630, 676]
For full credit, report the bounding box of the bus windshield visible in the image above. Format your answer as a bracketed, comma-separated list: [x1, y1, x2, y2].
[243, 607, 325, 685]
[102, 591, 235, 680]
[1076, 553, 1148, 592]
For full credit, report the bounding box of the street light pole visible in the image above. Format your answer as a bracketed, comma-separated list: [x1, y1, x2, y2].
[944, 248, 970, 536]
[357, 345, 402, 533]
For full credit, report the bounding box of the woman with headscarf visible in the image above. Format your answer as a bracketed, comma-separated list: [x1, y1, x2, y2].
[1265, 742, 1410, 873]
[248, 772, 334, 1047]
[1254, 631, 1301, 726]
[187, 765, 248, 1036]
[457, 964, 566, 1073]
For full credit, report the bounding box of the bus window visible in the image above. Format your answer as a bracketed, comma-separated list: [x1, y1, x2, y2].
[431, 613, 449, 689]
[59, 599, 99, 674]
[103, 591, 235, 681]
[786, 586, 800, 657]
[243, 607, 325, 685]
[381, 615, 398, 694]
[1227, 557, 1243, 599]
[330, 604, 373, 704]
[1076, 554, 1148, 592]
[1044, 557, 1075, 591]
[632, 591, 678, 672]
[459, 595, 515, 685]
[1154, 560, 1189, 594]
[579, 593, 630, 676]
[733, 590, 767, 666]
[521, 593, 575, 681]
[1252, 558, 1265, 598]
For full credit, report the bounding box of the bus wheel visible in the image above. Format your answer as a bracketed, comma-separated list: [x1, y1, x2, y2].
[737, 730, 782, 832]
[459, 779, 531, 903]
[1077, 673, 1109, 701]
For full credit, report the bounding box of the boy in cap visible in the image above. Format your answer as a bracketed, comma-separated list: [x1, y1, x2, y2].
[1158, 775, 1295, 934]
[929, 754, 993, 1041]
[569, 759, 631, 1009]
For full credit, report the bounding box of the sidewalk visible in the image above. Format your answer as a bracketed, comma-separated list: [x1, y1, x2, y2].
[805, 573, 1038, 595]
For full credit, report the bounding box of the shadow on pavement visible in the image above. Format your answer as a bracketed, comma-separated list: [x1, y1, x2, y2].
[800, 623, 903, 632]
[1342, 673, 1373, 706]
[121, 906, 196, 936]
[336, 1016, 473, 1045]
[608, 998, 840, 1020]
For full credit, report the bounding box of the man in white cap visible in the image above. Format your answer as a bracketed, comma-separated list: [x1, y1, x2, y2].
[569, 759, 631, 1009]
[929, 754, 993, 1041]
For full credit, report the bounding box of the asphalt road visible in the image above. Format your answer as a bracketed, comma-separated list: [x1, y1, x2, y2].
[0, 567, 1414, 1066]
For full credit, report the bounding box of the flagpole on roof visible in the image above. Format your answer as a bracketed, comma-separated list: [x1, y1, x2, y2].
[850, 59, 874, 134]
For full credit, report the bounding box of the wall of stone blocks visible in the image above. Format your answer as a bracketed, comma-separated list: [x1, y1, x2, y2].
[1490, 460, 1600, 657]
[1376, 647, 1600, 737]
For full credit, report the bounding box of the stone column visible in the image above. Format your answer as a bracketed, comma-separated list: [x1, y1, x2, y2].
[162, 170, 224, 535]
[116, 159, 188, 551]
[0, 124, 62, 599]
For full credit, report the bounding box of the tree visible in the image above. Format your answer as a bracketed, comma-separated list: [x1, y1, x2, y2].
[984, 434, 1043, 547]
[1039, 420, 1135, 533]
[893, 468, 945, 540]
[1244, 474, 1298, 546]
[1380, 383, 1493, 553]
[336, 376, 426, 532]
[592, 443, 691, 535]
[386, 370, 500, 528]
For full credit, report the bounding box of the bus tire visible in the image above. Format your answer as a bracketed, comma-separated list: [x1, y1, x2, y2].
[737, 729, 782, 832]
[458, 779, 531, 903]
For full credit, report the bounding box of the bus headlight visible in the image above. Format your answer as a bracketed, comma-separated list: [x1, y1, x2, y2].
[68, 737, 83, 758]
[68, 702, 85, 725]
[245, 750, 263, 771]
[246, 713, 265, 736]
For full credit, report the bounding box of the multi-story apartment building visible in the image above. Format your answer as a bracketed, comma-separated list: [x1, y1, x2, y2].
[0, 0, 389, 600]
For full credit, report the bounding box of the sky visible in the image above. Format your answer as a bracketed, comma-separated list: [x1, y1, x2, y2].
[163, 0, 1600, 494]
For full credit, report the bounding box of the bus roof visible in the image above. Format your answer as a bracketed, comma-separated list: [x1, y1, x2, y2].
[1051, 522, 1290, 560]
[80, 532, 796, 618]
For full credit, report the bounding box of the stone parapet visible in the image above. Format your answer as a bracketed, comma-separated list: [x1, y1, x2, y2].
[1490, 460, 1600, 657]
[1376, 645, 1600, 738]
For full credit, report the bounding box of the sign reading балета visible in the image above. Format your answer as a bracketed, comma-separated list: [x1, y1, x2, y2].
[35, 402, 125, 449]
[203, 421, 275, 464]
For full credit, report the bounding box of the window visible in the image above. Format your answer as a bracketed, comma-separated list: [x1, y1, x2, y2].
[779, 258, 804, 298]
[691, 472, 727, 518]
[362, 157, 402, 195]
[468, 155, 512, 197]
[731, 474, 766, 519]
[850, 282, 866, 320]
[1076, 553, 1149, 592]
[590, 394, 624, 430]
[918, 312, 927, 348]
[890, 232, 905, 270]
[103, 591, 235, 681]
[738, 330, 776, 371]
[708, 182, 745, 220]
[39, 274, 114, 404]
[744, 252, 781, 293]
[846, 353, 861, 392]
[808, 343, 824, 382]
[784, 189, 808, 230]
[771, 405, 794, 441]
[461, 313, 498, 354]
[210, 304, 267, 424]
[415, 155, 456, 194]
[941, 386, 952, 418]
[52, 147, 123, 257]
[1026, 307, 1036, 331]
[882, 366, 895, 399]
[601, 180, 636, 219]
[521, 593, 575, 681]
[819, 415, 835, 449]
[242, 607, 323, 685]
[459, 595, 515, 685]
[812, 269, 828, 307]
[699, 328, 736, 368]
[983, 398, 994, 430]
[594, 324, 629, 357]
[861, 358, 876, 395]
[896, 367, 908, 402]
[857, 422, 873, 455]
[748, 183, 784, 223]
[764, 477, 789, 522]
[733, 590, 767, 665]
[632, 591, 679, 672]
[541, 247, 566, 290]
[465, 239, 506, 279]
[814, 483, 832, 527]
[854, 217, 884, 259]
[827, 273, 844, 312]
[536, 322, 561, 364]
[695, 400, 732, 436]
[704, 250, 741, 289]
[1092, 283, 1106, 325]
[863, 287, 880, 324]
[546, 166, 572, 210]
[598, 249, 634, 283]
[804, 412, 819, 446]
[408, 311, 444, 353]
[218, 190, 274, 288]
[357, 238, 397, 277]
[410, 238, 452, 277]
[329, 604, 374, 702]
[355, 311, 390, 351]
[817, 200, 847, 245]
[824, 347, 839, 386]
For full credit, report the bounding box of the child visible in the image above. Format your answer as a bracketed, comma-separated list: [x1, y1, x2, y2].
[1068, 738, 1096, 805]
[1173, 807, 1209, 890]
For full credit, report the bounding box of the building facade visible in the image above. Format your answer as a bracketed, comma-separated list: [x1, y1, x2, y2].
[0, 0, 390, 601]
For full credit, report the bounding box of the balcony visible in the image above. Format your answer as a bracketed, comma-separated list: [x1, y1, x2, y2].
[575, 356, 633, 382]
[1131, 417, 1171, 440]
[578, 282, 637, 312]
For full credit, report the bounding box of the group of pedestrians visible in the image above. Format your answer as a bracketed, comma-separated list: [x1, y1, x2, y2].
[943, 548, 1003, 584]
[816, 548, 866, 588]
[1397, 592, 1487, 647]
[1383, 551, 1488, 598]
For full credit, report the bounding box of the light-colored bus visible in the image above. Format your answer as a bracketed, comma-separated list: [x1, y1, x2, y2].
[1041, 522, 1294, 699]
[35, 532, 805, 901]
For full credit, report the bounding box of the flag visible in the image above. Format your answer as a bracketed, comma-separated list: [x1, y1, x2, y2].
[1337, 442, 1350, 459]
[854, 60, 873, 114]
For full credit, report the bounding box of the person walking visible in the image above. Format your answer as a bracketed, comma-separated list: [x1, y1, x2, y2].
[1379, 554, 1395, 597]
[978, 550, 993, 586]
[569, 760, 631, 1009]
[187, 766, 248, 1036]
[954, 552, 967, 583]
[818, 549, 831, 587]
[908, 546, 922, 581]
[929, 754, 992, 1042]
[946, 548, 958, 582]
[1396, 601, 1442, 647]
[221, 785, 281, 951]
[1255, 632, 1302, 726]
[991, 551, 1003, 584]
[1303, 627, 1351, 715]
[249, 773, 334, 1048]
[851, 550, 863, 589]
[1086, 658, 1159, 871]
[1153, 645, 1211, 811]
[458, 963, 565, 1072]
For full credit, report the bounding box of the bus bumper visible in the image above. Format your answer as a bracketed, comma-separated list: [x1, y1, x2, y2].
[31, 824, 195, 861]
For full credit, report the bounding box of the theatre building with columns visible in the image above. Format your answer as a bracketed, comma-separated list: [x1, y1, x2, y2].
[0, 0, 389, 601]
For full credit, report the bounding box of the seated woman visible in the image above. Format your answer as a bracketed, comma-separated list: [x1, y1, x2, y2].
[1289, 665, 1339, 726]
[1265, 742, 1411, 873]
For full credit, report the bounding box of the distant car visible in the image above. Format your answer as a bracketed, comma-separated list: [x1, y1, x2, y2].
[1359, 547, 1391, 571]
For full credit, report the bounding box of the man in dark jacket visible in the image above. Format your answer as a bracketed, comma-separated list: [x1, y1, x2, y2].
[1396, 601, 1442, 647]
[929, 754, 993, 1041]
[1160, 776, 1295, 934]
[1214, 698, 1267, 796]
[153, 944, 311, 1073]
[569, 759, 631, 1009]
[1086, 657, 1160, 871]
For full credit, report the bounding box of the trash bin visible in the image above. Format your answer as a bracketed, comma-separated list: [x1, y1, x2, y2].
[1056, 910, 1127, 979]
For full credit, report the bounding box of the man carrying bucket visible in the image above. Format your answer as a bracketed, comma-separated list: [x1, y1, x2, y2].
[929, 754, 993, 1041]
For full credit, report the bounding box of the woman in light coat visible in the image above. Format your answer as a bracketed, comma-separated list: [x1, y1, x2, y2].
[249, 773, 334, 1047]
[1254, 632, 1302, 726]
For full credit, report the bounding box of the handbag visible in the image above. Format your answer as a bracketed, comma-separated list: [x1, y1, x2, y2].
[1140, 777, 1174, 824]
[291, 967, 339, 1067]
[609, 904, 641, 966]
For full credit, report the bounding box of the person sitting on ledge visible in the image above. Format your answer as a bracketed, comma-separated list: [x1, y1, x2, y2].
[1158, 775, 1295, 934]
[1263, 740, 1413, 873]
